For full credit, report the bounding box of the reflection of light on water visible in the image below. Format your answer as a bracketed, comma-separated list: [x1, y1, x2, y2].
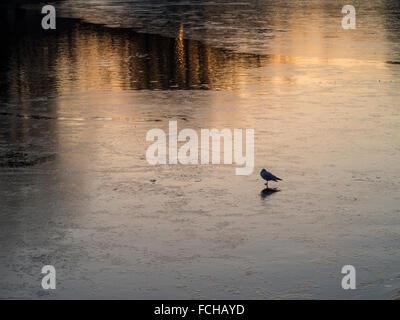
[268, 0, 390, 62]
[177, 23, 184, 47]
[37, 23, 273, 93]
[56, 29, 132, 94]
[174, 24, 186, 86]
[3, 1, 397, 97]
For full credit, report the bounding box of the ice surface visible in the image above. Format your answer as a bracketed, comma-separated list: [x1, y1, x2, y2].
[1, 0, 400, 299]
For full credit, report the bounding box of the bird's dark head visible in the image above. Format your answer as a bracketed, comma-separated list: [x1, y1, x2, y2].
[260, 168, 266, 174]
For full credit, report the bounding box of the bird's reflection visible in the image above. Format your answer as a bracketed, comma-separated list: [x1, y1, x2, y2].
[260, 187, 280, 199]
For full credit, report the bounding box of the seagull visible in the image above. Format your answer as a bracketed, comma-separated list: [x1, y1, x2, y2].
[260, 168, 282, 188]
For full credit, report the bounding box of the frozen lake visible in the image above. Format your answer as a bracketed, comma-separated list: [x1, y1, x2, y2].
[1, 0, 400, 299]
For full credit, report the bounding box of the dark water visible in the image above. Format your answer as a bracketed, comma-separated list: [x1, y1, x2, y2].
[1, 1, 400, 299]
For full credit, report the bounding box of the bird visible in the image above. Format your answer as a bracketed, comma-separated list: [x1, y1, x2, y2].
[260, 168, 282, 188]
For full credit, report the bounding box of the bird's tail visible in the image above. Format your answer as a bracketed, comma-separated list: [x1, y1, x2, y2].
[276, 177, 282, 181]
